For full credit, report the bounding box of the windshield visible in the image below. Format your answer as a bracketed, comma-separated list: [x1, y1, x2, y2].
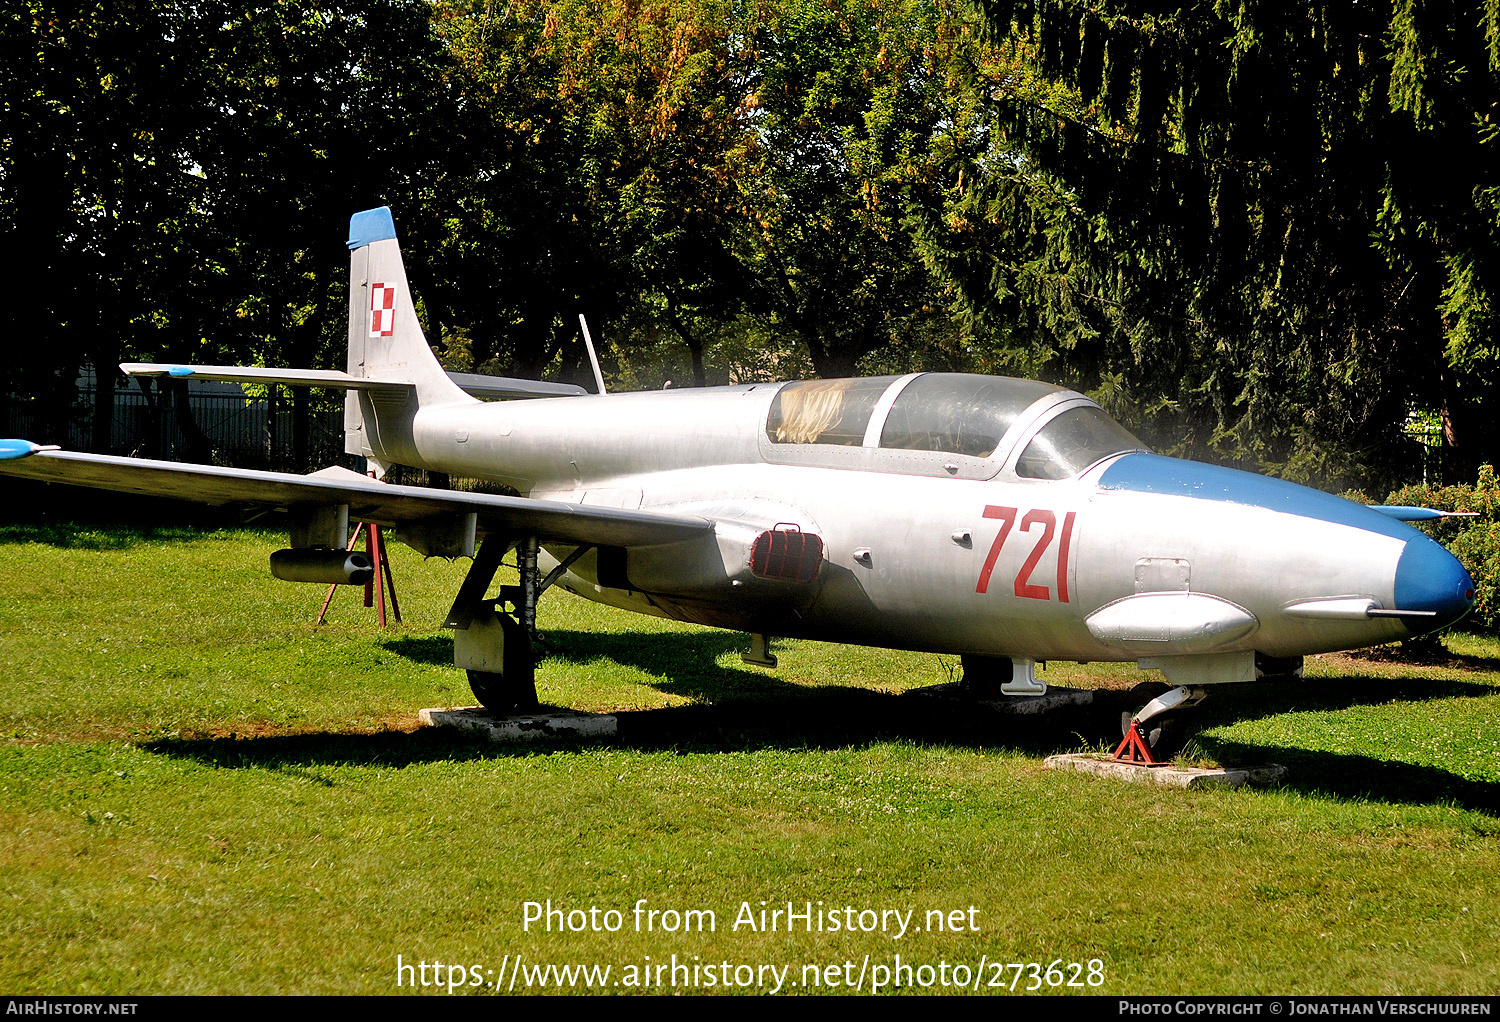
[1014, 407, 1146, 479]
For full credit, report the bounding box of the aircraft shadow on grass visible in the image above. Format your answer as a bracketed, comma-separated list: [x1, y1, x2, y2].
[1197, 739, 1500, 815]
[142, 631, 1499, 816]
[1343, 647, 1500, 673]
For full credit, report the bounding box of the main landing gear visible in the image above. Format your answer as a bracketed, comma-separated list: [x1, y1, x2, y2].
[444, 535, 597, 714]
[459, 606, 539, 713]
[1113, 683, 1207, 765]
[446, 534, 542, 714]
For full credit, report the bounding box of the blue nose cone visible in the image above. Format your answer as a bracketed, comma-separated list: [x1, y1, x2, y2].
[1394, 534, 1475, 630]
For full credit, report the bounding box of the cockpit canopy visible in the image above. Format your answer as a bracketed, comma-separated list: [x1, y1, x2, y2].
[765, 373, 1146, 479]
[878, 374, 1060, 458]
[767, 376, 896, 447]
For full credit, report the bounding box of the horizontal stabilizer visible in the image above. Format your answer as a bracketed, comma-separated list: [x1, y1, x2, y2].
[121, 363, 412, 390]
[120, 364, 582, 400]
[446, 373, 586, 400]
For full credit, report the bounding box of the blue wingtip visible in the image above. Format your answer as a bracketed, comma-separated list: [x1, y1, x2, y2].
[347, 207, 398, 250]
[0, 439, 41, 461]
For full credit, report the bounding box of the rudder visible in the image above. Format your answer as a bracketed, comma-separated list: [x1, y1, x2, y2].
[344, 207, 474, 465]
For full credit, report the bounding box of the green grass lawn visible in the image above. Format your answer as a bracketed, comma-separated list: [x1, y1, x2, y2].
[1, 523, 1497, 995]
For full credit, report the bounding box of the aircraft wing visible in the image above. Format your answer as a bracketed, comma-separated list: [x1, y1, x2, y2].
[0, 447, 710, 549]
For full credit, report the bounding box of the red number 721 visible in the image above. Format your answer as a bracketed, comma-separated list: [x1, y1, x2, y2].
[975, 505, 1077, 602]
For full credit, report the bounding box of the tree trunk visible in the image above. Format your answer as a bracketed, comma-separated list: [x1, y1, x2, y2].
[1439, 369, 1490, 485]
[168, 379, 214, 464]
[666, 306, 707, 387]
[90, 359, 116, 454]
[805, 332, 859, 380]
[292, 386, 309, 472]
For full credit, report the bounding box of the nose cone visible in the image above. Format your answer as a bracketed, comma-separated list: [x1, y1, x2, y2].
[1394, 534, 1476, 630]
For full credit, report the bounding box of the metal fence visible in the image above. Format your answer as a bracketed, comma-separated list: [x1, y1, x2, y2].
[2, 370, 352, 472]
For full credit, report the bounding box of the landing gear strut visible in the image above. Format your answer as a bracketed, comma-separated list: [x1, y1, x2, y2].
[446, 535, 541, 714]
[1113, 683, 1206, 765]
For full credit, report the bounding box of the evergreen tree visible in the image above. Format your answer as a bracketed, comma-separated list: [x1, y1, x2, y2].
[943, 0, 1500, 486]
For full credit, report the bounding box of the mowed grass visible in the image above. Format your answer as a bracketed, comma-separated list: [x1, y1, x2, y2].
[1, 523, 1497, 995]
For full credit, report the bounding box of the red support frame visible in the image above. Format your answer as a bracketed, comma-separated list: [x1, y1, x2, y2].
[315, 520, 402, 627]
[1113, 723, 1164, 766]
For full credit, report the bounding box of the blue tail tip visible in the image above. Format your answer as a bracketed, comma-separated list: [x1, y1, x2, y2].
[348, 207, 397, 250]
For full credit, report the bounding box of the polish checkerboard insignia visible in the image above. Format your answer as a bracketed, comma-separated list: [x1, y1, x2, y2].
[370, 283, 395, 337]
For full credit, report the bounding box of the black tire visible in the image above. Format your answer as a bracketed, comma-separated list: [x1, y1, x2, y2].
[467, 669, 540, 714]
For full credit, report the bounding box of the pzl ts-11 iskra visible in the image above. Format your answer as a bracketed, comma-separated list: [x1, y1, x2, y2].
[0, 208, 1474, 762]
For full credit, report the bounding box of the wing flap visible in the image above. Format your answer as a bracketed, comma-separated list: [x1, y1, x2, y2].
[0, 449, 710, 549]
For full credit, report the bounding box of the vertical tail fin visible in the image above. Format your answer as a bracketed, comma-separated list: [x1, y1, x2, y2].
[344, 207, 474, 464]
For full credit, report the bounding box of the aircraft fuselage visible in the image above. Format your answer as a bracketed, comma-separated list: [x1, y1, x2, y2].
[397, 377, 1473, 672]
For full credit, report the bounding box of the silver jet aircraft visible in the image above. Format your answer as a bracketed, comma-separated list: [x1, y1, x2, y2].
[0, 207, 1475, 762]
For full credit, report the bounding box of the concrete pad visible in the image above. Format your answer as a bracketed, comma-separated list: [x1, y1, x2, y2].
[419, 706, 616, 741]
[908, 682, 1095, 715]
[1043, 753, 1286, 789]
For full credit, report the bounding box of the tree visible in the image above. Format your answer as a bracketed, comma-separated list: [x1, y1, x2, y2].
[728, 0, 1001, 378]
[1380, 0, 1500, 480]
[1, 1, 462, 465]
[435, 0, 1008, 385]
[431, 0, 756, 387]
[195, 1, 462, 467]
[2, 1, 218, 449]
[937, 0, 1500, 488]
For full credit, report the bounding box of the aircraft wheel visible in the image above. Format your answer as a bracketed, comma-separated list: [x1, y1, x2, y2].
[467, 669, 540, 715]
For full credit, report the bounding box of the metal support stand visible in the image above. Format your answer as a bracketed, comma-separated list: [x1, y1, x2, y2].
[315, 521, 401, 626]
[1111, 685, 1204, 766]
[1113, 724, 1164, 766]
[742, 633, 777, 667]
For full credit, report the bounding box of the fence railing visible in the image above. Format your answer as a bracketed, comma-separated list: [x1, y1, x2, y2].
[2, 375, 354, 472]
